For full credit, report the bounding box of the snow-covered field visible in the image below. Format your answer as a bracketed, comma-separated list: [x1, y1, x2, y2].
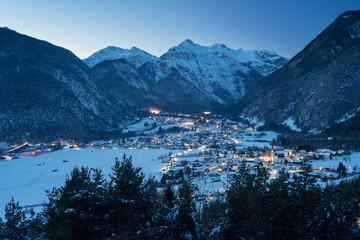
[0, 148, 178, 216]
[122, 119, 182, 134]
[238, 131, 278, 148]
[311, 153, 360, 170]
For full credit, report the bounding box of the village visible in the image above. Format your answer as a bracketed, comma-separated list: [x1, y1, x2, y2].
[1, 111, 359, 202]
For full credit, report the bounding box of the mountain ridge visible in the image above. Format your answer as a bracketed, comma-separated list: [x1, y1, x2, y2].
[86, 39, 287, 113]
[233, 10, 360, 132]
[83, 46, 158, 68]
[0, 27, 139, 141]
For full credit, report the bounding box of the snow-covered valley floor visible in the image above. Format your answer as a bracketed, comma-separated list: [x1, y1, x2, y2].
[0, 148, 178, 216]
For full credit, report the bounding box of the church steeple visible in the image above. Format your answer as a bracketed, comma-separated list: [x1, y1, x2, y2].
[270, 140, 274, 161]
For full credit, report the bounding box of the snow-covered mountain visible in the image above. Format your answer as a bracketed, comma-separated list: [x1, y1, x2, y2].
[138, 39, 287, 112]
[157, 39, 287, 77]
[0, 27, 139, 141]
[234, 10, 360, 132]
[89, 58, 174, 110]
[88, 40, 287, 113]
[0, 25, 287, 141]
[83, 46, 158, 68]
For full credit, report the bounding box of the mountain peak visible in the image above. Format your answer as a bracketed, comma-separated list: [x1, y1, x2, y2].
[105, 46, 125, 51]
[212, 43, 230, 50]
[179, 39, 195, 46]
[84, 45, 157, 68]
[1, 26, 17, 33]
[130, 46, 141, 51]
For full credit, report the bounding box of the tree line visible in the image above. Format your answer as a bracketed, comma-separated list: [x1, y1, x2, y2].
[276, 130, 360, 152]
[0, 155, 360, 239]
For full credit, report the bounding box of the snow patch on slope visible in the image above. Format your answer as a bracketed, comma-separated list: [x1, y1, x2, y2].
[282, 117, 301, 132]
[239, 114, 265, 128]
[336, 107, 360, 123]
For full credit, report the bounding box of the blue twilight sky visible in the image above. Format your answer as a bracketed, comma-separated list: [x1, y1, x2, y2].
[0, 0, 359, 59]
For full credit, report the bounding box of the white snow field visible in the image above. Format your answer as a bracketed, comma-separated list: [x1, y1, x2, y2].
[311, 152, 360, 170]
[0, 148, 178, 216]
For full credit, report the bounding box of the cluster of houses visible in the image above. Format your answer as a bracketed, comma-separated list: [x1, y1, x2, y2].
[73, 115, 359, 186]
[89, 113, 355, 200]
[1, 113, 357, 199]
[159, 143, 352, 188]
[0, 142, 62, 160]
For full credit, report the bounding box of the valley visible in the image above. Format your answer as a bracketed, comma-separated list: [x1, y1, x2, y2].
[2, 2, 360, 239]
[1, 111, 359, 216]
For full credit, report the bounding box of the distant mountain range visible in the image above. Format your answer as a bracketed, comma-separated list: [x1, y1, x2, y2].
[2, 9, 360, 141]
[87, 39, 287, 112]
[233, 10, 360, 133]
[0, 26, 286, 141]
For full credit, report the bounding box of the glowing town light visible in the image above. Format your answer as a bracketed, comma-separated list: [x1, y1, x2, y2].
[206, 196, 214, 201]
[203, 111, 211, 115]
[149, 108, 161, 114]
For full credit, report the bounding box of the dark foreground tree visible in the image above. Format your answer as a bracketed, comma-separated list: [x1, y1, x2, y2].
[44, 167, 107, 239]
[163, 183, 176, 210]
[2, 155, 360, 239]
[221, 162, 360, 240]
[224, 164, 269, 239]
[199, 198, 226, 239]
[0, 198, 44, 240]
[173, 178, 199, 240]
[2, 198, 26, 239]
[107, 154, 147, 239]
[314, 184, 360, 239]
[289, 161, 321, 239]
[337, 162, 347, 177]
[264, 168, 293, 239]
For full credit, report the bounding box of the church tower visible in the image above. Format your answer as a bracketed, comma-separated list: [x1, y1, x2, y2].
[270, 140, 274, 161]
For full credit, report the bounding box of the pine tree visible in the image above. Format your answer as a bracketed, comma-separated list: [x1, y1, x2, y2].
[200, 198, 226, 239]
[290, 161, 320, 239]
[179, 169, 185, 178]
[265, 168, 294, 239]
[337, 162, 347, 177]
[314, 184, 360, 239]
[247, 151, 255, 158]
[251, 165, 270, 237]
[158, 183, 176, 238]
[3, 198, 26, 240]
[24, 210, 46, 240]
[44, 166, 107, 240]
[0, 217, 4, 239]
[161, 174, 168, 185]
[108, 154, 146, 238]
[163, 183, 176, 210]
[224, 164, 267, 239]
[173, 178, 198, 240]
[141, 177, 166, 239]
